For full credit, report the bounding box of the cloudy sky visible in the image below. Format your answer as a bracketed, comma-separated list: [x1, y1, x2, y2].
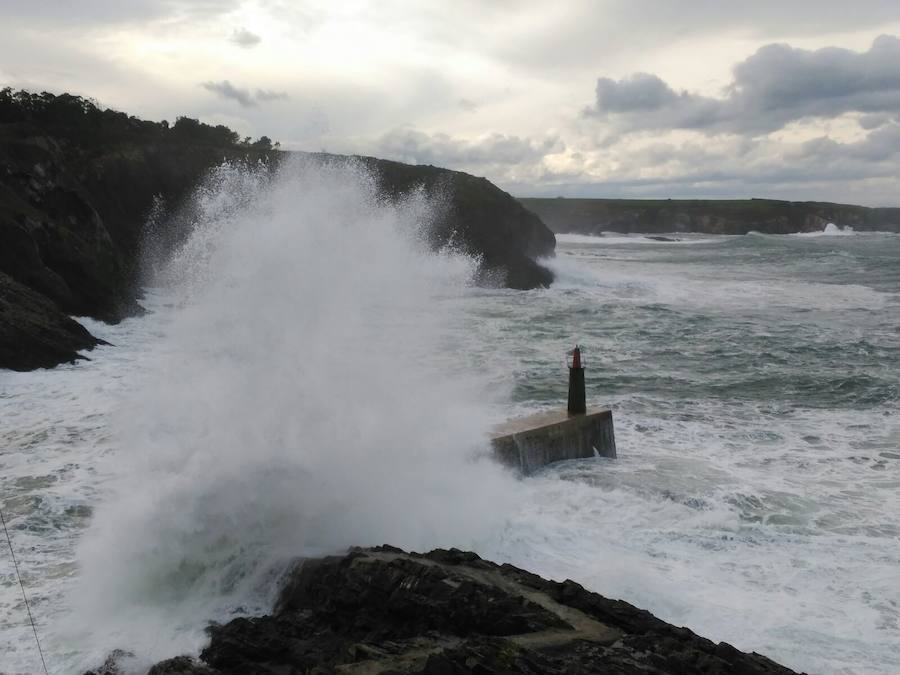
[3, 1, 900, 205]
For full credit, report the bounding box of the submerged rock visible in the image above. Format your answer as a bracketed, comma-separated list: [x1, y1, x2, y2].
[138, 547, 799, 674]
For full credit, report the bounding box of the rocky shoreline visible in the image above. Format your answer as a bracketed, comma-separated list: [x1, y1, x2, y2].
[0, 91, 555, 372]
[88, 547, 800, 675]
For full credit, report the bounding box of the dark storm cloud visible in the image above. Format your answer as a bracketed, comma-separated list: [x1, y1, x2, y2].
[593, 73, 677, 112]
[858, 113, 893, 130]
[375, 127, 563, 167]
[230, 28, 262, 48]
[587, 36, 900, 135]
[201, 80, 288, 107]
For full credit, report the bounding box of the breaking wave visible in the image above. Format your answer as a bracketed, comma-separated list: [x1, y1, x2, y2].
[65, 156, 519, 671]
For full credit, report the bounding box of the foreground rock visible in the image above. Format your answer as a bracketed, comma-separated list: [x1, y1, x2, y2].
[134, 547, 798, 675]
[0, 271, 104, 370]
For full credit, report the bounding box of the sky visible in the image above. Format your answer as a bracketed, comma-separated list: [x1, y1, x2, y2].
[3, 1, 900, 205]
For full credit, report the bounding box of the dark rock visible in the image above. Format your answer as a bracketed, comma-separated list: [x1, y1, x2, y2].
[1, 93, 556, 371]
[356, 156, 555, 289]
[83, 649, 136, 675]
[645, 236, 680, 242]
[143, 547, 801, 675]
[0, 131, 141, 321]
[0, 270, 104, 370]
[146, 656, 219, 674]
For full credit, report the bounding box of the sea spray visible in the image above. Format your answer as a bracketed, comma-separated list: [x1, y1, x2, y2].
[66, 156, 520, 670]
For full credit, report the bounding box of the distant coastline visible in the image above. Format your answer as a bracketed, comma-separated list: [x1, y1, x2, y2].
[519, 197, 900, 235]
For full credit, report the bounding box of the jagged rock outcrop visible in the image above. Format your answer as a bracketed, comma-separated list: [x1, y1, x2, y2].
[520, 197, 900, 235]
[359, 156, 555, 289]
[0, 115, 276, 370]
[0, 271, 104, 370]
[129, 547, 799, 675]
[0, 91, 555, 371]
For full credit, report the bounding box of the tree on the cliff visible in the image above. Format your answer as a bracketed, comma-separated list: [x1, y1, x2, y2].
[0, 89, 275, 149]
[171, 116, 241, 146]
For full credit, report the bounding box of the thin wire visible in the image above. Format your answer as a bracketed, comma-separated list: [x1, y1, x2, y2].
[1, 506, 50, 675]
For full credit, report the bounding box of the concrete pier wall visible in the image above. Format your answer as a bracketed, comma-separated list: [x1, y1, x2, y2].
[490, 407, 616, 476]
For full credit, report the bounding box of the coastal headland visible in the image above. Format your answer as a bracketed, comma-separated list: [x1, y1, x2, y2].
[520, 197, 900, 235]
[0, 90, 554, 371]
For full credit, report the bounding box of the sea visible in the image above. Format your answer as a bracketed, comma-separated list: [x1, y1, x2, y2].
[2, 158, 898, 674]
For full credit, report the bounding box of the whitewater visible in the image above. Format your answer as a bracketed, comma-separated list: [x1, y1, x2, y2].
[2, 160, 899, 674]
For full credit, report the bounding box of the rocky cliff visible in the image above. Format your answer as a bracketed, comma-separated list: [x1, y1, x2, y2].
[0, 91, 554, 371]
[520, 197, 900, 235]
[96, 547, 798, 675]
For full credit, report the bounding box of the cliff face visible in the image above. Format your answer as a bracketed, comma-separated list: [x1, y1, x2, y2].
[358, 155, 555, 289]
[520, 197, 900, 235]
[0, 103, 554, 371]
[0, 123, 276, 370]
[0, 271, 104, 370]
[0, 125, 272, 322]
[120, 547, 797, 675]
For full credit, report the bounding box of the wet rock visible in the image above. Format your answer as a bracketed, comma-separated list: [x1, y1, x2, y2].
[83, 649, 136, 675]
[147, 656, 219, 674]
[360, 156, 555, 289]
[142, 547, 800, 675]
[0, 270, 104, 370]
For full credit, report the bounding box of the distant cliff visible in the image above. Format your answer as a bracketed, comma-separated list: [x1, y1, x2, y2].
[0, 90, 554, 371]
[520, 197, 900, 235]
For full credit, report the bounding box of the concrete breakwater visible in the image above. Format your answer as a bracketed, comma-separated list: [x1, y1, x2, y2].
[490, 408, 616, 475]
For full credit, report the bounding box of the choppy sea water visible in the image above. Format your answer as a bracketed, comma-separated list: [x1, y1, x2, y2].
[1, 163, 898, 674]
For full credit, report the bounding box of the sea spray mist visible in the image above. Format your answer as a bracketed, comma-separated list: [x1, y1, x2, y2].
[66, 156, 520, 670]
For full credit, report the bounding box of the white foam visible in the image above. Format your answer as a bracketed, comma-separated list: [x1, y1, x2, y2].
[3, 166, 899, 675]
[792, 223, 855, 237]
[545, 247, 891, 312]
[59, 157, 520, 671]
[501, 401, 900, 674]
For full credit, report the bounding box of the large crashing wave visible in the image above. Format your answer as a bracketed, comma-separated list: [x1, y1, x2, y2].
[67, 156, 519, 670]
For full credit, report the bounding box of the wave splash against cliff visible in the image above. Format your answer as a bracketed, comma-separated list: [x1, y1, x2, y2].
[67, 157, 518, 669]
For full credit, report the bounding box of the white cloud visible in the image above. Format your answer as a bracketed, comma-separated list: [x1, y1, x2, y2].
[374, 127, 564, 168]
[2, 1, 900, 204]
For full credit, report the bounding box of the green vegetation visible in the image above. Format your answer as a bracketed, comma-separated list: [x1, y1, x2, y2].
[0, 88, 277, 148]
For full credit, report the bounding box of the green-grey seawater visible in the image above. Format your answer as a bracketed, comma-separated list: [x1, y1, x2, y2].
[459, 229, 900, 674]
[1, 166, 897, 675]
